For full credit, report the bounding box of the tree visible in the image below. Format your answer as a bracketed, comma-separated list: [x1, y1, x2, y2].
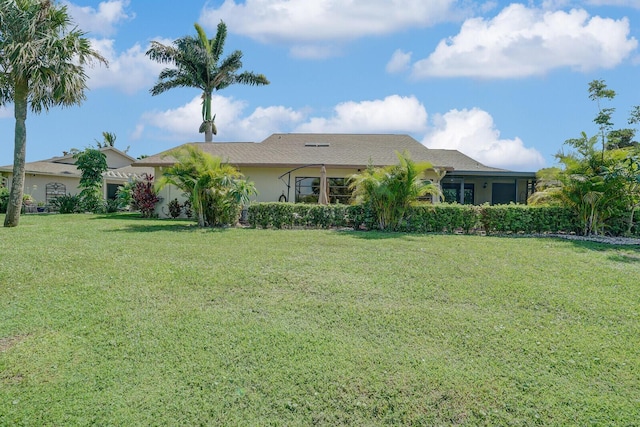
[95, 131, 116, 148]
[349, 151, 442, 231]
[156, 145, 257, 227]
[146, 21, 269, 142]
[588, 79, 616, 158]
[0, 0, 106, 227]
[74, 148, 108, 212]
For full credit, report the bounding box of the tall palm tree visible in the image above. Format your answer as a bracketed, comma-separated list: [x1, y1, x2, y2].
[0, 0, 107, 227]
[146, 21, 269, 142]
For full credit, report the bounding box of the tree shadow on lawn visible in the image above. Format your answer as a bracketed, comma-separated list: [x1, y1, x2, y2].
[91, 213, 229, 234]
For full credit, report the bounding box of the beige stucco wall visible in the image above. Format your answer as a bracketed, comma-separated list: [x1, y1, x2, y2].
[12, 175, 79, 204]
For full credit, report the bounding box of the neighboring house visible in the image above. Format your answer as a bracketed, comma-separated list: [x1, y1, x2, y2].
[135, 133, 536, 217]
[0, 147, 153, 205]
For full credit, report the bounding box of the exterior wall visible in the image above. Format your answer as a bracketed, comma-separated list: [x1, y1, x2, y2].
[103, 150, 134, 169]
[152, 165, 445, 218]
[6, 174, 80, 204]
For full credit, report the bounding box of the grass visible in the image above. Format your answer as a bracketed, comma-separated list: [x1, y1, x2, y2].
[1, 213, 639, 425]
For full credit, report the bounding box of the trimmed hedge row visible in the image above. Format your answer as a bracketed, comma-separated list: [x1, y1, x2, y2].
[247, 202, 589, 234]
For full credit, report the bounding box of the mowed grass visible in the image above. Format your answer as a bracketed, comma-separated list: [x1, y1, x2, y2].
[1, 214, 639, 426]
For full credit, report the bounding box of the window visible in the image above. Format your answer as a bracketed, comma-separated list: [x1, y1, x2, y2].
[295, 177, 350, 203]
[442, 183, 474, 204]
[492, 183, 516, 205]
[106, 183, 119, 200]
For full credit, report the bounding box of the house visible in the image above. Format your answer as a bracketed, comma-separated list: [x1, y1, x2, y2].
[134, 134, 536, 217]
[0, 147, 153, 205]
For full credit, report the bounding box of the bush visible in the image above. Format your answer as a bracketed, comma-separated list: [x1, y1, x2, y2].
[479, 205, 580, 234]
[247, 202, 586, 235]
[131, 174, 160, 218]
[104, 199, 121, 213]
[167, 198, 182, 218]
[51, 194, 82, 214]
[0, 186, 9, 213]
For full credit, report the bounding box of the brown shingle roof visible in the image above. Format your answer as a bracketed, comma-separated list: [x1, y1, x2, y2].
[134, 133, 510, 173]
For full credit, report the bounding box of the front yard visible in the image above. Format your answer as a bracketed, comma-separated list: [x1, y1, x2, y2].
[1, 214, 639, 425]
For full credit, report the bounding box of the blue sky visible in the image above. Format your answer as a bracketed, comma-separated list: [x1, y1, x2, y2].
[1, 0, 639, 171]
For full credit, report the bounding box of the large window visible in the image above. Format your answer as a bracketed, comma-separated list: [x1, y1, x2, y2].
[295, 177, 350, 203]
[442, 183, 474, 204]
[492, 183, 516, 205]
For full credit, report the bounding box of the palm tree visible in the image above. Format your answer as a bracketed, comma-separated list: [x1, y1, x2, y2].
[156, 145, 256, 227]
[95, 131, 117, 148]
[146, 21, 269, 142]
[0, 0, 107, 227]
[349, 151, 442, 230]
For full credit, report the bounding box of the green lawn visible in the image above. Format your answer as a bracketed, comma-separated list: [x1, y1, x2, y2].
[1, 213, 639, 425]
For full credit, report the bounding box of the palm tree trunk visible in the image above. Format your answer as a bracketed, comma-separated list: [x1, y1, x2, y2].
[4, 80, 28, 227]
[203, 92, 213, 142]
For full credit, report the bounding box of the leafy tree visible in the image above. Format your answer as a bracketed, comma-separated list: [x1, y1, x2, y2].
[146, 21, 269, 142]
[74, 148, 108, 212]
[0, 0, 107, 227]
[157, 145, 257, 227]
[349, 151, 442, 231]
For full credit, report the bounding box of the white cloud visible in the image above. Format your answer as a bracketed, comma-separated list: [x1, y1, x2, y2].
[586, 0, 640, 7]
[386, 49, 413, 74]
[138, 95, 304, 142]
[64, 0, 134, 37]
[411, 4, 638, 78]
[200, 0, 457, 56]
[296, 95, 428, 133]
[423, 108, 545, 170]
[86, 39, 165, 94]
[138, 94, 428, 141]
[0, 106, 11, 119]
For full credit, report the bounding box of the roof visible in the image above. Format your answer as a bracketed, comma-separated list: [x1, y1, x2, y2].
[0, 147, 153, 180]
[134, 133, 523, 174]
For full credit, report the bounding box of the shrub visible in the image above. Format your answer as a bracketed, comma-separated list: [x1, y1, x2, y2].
[167, 198, 182, 218]
[131, 174, 160, 218]
[51, 194, 82, 214]
[0, 186, 9, 213]
[104, 199, 121, 213]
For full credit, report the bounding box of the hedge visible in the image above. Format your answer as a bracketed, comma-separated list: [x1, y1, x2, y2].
[247, 202, 600, 234]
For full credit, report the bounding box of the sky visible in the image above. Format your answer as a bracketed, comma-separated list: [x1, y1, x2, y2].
[1, 0, 640, 172]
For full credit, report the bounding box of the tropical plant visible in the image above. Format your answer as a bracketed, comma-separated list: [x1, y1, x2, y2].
[349, 151, 442, 231]
[0, 0, 107, 227]
[74, 148, 108, 212]
[130, 173, 160, 218]
[530, 80, 640, 236]
[167, 198, 182, 218]
[95, 131, 116, 148]
[529, 135, 633, 235]
[156, 145, 257, 227]
[601, 152, 640, 235]
[50, 194, 82, 214]
[146, 21, 269, 142]
[116, 181, 133, 209]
